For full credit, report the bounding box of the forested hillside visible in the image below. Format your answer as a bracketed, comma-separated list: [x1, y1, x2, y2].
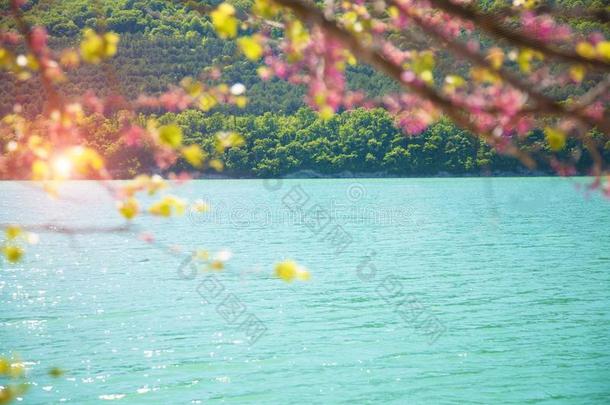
[0, 0, 399, 116]
[2, 0, 604, 115]
[1, 0, 607, 177]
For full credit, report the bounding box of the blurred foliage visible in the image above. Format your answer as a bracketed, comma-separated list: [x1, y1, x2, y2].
[0, 357, 27, 404]
[0, 0, 607, 179]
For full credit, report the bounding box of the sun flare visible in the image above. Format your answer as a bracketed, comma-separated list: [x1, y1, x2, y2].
[51, 156, 73, 179]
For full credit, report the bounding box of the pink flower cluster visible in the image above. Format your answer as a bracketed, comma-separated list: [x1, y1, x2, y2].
[384, 94, 438, 135]
[450, 83, 533, 138]
[521, 12, 571, 43]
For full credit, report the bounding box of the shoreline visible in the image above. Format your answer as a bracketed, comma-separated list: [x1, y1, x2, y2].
[1, 172, 595, 181]
[192, 169, 576, 180]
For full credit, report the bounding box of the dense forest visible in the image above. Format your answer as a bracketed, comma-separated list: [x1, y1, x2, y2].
[0, 0, 400, 116]
[1, 0, 608, 177]
[81, 108, 606, 178]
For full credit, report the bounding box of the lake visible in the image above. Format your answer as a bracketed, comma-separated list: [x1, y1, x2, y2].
[1, 178, 609, 403]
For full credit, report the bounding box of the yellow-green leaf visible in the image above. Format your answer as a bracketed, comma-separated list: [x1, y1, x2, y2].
[388, 6, 399, 18]
[80, 29, 119, 64]
[274, 260, 310, 282]
[544, 127, 566, 151]
[149, 195, 186, 217]
[182, 144, 205, 168]
[275, 260, 297, 282]
[209, 159, 224, 171]
[211, 3, 238, 39]
[0, 358, 9, 375]
[286, 20, 310, 60]
[5, 225, 22, 240]
[253, 0, 279, 18]
[419, 70, 433, 84]
[117, 198, 139, 220]
[319, 106, 334, 121]
[576, 42, 596, 59]
[208, 260, 224, 271]
[198, 93, 218, 111]
[235, 96, 248, 109]
[48, 367, 64, 378]
[149, 200, 171, 217]
[103, 32, 119, 58]
[413, 51, 435, 73]
[596, 41, 610, 61]
[237, 36, 263, 60]
[569, 65, 585, 83]
[158, 124, 183, 148]
[470, 67, 500, 84]
[3, 245, 24, 263]
[517, 49, 543, 73]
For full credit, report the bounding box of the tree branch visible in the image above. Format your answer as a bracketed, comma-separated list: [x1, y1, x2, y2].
[427, 0, 610, 71]
[274, 0, 539, 167]
[389, 0, 610, 135]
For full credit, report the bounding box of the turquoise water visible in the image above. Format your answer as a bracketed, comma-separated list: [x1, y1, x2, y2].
[1, 178, 609, 404]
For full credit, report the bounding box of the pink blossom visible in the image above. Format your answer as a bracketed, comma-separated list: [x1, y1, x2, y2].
[584, 102, 604, 121]
[273, 61, 287, 79]
[521, 12, 571, 42]
[123, 125, 145, 147]
[0, 31, 21, 45]
[154, 148, 178, 170]
[159, 90, 191, 112]
[515, 117, 533, 136]
[400, 71, 416, 83]
[588, 32, 605, 45]
[136, 95, 161, 109]
[397, 112, 429, 135]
